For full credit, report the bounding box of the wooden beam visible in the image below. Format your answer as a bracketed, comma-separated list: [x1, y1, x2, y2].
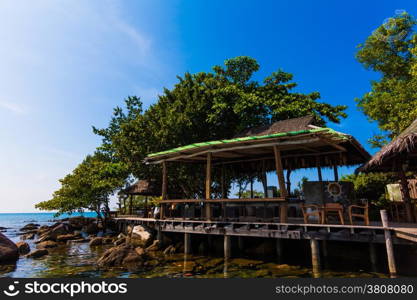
[273, 146, 288, 197]
[162, 161, 167, 200]
[319, 137, 347, 152]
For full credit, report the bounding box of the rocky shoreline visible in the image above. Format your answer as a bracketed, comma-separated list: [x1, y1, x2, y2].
[0, 217, 179, 272]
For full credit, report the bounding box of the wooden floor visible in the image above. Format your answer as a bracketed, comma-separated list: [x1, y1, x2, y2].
[114, 216, 417, 244]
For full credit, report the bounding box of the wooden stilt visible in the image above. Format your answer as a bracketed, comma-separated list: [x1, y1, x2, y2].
[310, 238, 321, 277]
[205, 153, 212, 220]
[369, 242, 377, 272]
[238, 236, 244, 254]
[273, 146, 288, 223]
[380, 210, 397, 277]
[224, 235, 231, 259]
[184, 233, 191, 255]
[276, 239, 283, 263]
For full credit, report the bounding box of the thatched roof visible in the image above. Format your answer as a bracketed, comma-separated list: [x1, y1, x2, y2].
[145, 116, 370, 172]
[357, 119, 417, 173]
[121, 180, 161, 196]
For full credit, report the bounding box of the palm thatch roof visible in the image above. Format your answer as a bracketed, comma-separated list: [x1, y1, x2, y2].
[121, 180, 161, 196]
[357, 119, 417, 173]
[145, 116, 370, 172]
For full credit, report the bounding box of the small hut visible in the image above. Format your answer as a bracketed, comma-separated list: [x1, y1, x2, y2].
[120, 180, 161, 216]
[357, 118, 417, 222]
[145, 116, 370, 221]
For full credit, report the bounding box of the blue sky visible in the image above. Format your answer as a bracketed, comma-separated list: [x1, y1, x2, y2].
[1, 0, 416, 212]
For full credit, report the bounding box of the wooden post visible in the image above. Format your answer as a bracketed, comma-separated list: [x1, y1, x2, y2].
[316, 156, 323, 182]
[250, 178, 254, 199]
[238, 236, 244, 254]
[162, 161, 168, 200]
[369, 242, 377, 272]
[184, 233, 191, 255]
[273, 146, 288, 223]
[310, 238, 321, 277]
[224, 235, 231, 259]
[333, 165, 339, 182]
[276, 239, 283, 263]
[380, 210, 397, 277]
[398, 168, 414, 222]
[129, 195, 133, 215]
[144, 196, 148, 218]
[262, 160, 268, 197]
[286, 169, 292, 195]
[221, 165, 227, 198]
[205, 152, 212, 220]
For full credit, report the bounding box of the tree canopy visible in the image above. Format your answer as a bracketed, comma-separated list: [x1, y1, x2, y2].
[355, 11, 417, 147]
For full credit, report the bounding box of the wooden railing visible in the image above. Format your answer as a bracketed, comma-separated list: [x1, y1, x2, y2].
[159, 197, 288, 222]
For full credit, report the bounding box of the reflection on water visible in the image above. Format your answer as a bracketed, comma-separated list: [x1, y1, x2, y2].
[0, 240, 388, 278]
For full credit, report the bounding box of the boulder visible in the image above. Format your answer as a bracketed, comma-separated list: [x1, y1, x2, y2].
[68, 217, 87, 230]
[97, 244, 146, 268]
[20, 233, 35, 240]
[103, 237, 114, 245]
[27, 249, 48, 258]
[89, 237, 104, 247]
[67, 238, 90, 244]
[16, 242, 30, 255]
[135, 247, 145, 256]
[163, 245, 176, 255]
[0, 233, 19, 263]
[37, 225, 50, 234]
[56, 233, 81, 242]
[36, 223, 70, 243]
[114, 237, 126, 246]
[145, 240, 160, 252]
[20, 223, 40, 231]
[36, 241, 58, 249]
[127, 225, 153, 247]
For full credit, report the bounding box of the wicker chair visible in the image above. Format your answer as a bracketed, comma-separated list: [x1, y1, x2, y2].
[348, 200, 369, 225]
[301, 204, 324, 224]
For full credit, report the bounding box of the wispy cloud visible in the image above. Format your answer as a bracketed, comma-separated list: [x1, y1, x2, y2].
[0, 100, 26, 114]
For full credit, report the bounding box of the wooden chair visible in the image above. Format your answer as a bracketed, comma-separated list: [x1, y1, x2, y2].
[323, 203, 345, 225]
[301, 204, 323, 224]
[348, 201, 369, 225]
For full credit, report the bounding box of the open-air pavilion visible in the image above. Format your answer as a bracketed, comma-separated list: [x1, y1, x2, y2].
[119, 179, 161, 217]
[144, 116, 370, 223]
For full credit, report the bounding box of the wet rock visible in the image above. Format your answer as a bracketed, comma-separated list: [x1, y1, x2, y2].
[20, 233, 36, 240]
[127, 225, 153, 247]
[114, 237, 126, 246]
[68, 217, 88, 230]
[0, 226, 8, 230]
[67, 238, 90, 244]
[36, 223, 71, 243]
[0, 232, 19, 263]
[163, 245, 176, 255]
[36, 241, 58, 249]
[135, 247, 145, 256]
[56, 233, 81, 242]
[37, 225, 50, 235]
[97, 244, 146, 269]
[89, 237, 104, 247]
[103, 237, 114, 245]
[145, 240, 160, 252]
[20, 223, 40, 231]
[16, 241, 30, 255]
[27, 249, 48, 258]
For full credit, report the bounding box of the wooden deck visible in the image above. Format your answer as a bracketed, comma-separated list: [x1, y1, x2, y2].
[114, 216, 417, 245]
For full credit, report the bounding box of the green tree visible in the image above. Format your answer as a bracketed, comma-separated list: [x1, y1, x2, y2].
[93, 56, 347, 199]
[355, 11, 417, 147]
[36, 153, 128, 226]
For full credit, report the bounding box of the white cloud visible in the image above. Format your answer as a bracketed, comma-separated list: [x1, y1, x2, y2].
[0, 100, 26, 114]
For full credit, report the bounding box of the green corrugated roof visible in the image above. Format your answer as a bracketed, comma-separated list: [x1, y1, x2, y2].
[146, 127, 347, 159]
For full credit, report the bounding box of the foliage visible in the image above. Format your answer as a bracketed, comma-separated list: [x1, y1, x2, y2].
[93, 56, 347, 199]
[235, 190, 264, 198]
[341, 172, 398, 206]
[355, 11, 417, 147]
[36, 153, 129, 221]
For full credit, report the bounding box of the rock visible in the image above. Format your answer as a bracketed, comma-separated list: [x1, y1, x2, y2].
[56, 233, 81, 242]
[0, 226, 8, 230]
[37, 225, 50, 234]
[36, 241, 58, 249]
[0, 233, 19, 263]
[20, 233, 35, 240]
[84, 223, 99, 235]
[114, 237, 126, 246]
[97, 244, 146, 268]
[103, 237, 114, 245]
[15, 242, 30, 255]
[163, 245, 176, 255]
[135, 247, 145, 256]
[89, 237, 103, 247]
[117, 233, 126, 239]
[68, 217, 87, 230]
[67, 238, 90, 244]
[20, 223, 40, 231]
[36, 223, 70, 243]
[27, 249, 48, 258]
[127, 225, 153, 247]
[145, 240, 160, 252]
